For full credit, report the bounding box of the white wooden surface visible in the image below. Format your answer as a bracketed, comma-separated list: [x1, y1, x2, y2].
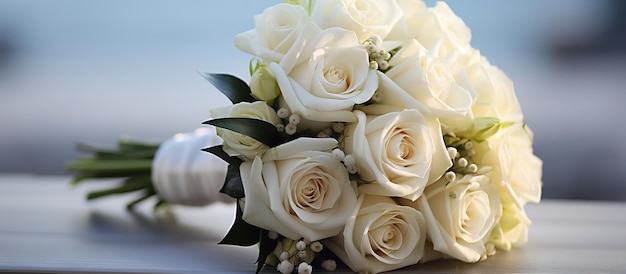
[1, 174, 626, 273]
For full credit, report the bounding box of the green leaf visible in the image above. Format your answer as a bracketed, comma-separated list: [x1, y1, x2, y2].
[203, 117, 282, 147]
[349, 173, 361, 182]
[257, 229, 278, 274]
[126, 189, 157, 210]
[69, 171, 147, 185]
[66, 159, 152, 173]
[202, 145, 243, 166]
[75, 143, 158, 160]
[86, 176, 152, 200]
[117, 138, 161, 150]
[200, 73, 256, 104]
[153, 199, 169, 211]
[220, 164, 244, 199]
[219, 199, 260, 246]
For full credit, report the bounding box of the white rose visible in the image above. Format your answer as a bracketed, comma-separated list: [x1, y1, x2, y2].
[406, 174, 502, 262]
[234, 3, 309, 64]
[270, 27, 378, 123]
[396, 2, 472, 58]
[324, 194, 427, 274]
[462, 49, 524, 123]
[474, 123, 542, 207]
[385, 39, 474, 131]
[386, 0, 427, 42]
[310, 0, 404, 42]
[239, 138, 358, 241]
[152, 127, 232, 206]
[489, 202, 531, 251]
[209, 101, 281, 161]
[344, 110, 451, 201]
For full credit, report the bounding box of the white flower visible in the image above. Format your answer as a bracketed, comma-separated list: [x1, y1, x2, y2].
[239, 138, 358, 241]
[235, 3, 309, 64]
[325, 194, 428, 274]
[385, 39, 475, 130]
[270, 26, 378, 123]
[474, 124, 542, 207]
[344, 110, 451, 201]
[489, 202, 531, 251]
[393, 2, 472, 58]
[152, 127, 232, 206]
[407, 174, 502, 262]
[209, 101, 281, 161]
[310, 0, 404, 42]
[462, 49, 524, 123]
[387, 0, 427, 41]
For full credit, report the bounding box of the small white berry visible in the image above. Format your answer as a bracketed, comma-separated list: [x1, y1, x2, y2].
[276, 123, 285, 133]
[267, 231, 279, 240]
[343, 154, 356, 167]
[289, 114, 300, 125]
[332, 122, 345, 133]
[321, 260, 337, 271]
[277, 260, 294, 274]
[296, 240, 306, 251]
[297, 262, 313, 274]
[285, 123, 297, 135]
[445, 171, 456, 183]
[332, 149, 346, 161]
[310, 241, 323, 253]
[369, 61, 379, 70]
[298, 250, 307, 259]
[370, 35, 382, 46]
[457, 157, 468, 168]
[347, 165, 358, 174]
[467, 164, 478, 173]
[316, 131, 329, 138]
[447, 147, 458, 159]
[277, 108, 291, 119]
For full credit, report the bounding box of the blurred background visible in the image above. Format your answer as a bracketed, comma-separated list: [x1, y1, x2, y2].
[0, 0, 625, 200]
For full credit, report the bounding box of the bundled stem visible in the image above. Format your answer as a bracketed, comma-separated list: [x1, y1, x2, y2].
[66, 138, 167, 210]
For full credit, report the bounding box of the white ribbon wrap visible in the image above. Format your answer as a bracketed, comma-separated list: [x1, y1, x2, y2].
[152, 127, 232, 206]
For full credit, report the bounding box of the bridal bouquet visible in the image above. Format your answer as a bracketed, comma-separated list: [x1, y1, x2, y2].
[69, 1, 542, 273]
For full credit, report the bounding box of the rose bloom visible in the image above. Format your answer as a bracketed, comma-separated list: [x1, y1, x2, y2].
[239, 138, 358, 241]
[473, 123, 542, 207]
[270, 26, 377, 123]
[387, 0, 427, 42]
[152, 127, 231, 206]
[310, 0, 403, 42]
[489, 201, 532, 251]
[209, 101, 281, 161]
[234, 3, 309, 64]
[403, 174, 502, 262]
[461, 49, 524, 124]
[385, 39, 475, 131]
[392, 2, 472, 59]
[324, 194, 427, 274]
[344, 109, 451, 201]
